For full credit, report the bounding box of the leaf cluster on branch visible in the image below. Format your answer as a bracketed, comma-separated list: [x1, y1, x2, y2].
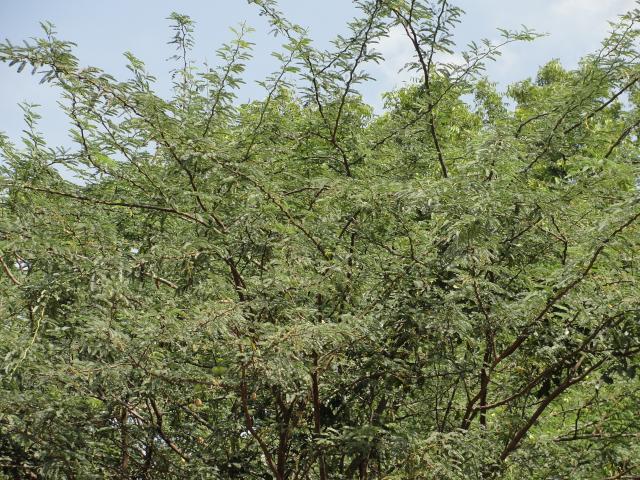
[1, 1, 640, 478]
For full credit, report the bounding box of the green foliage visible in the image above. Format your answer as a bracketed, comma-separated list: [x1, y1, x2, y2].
[1, 1, 640, 478]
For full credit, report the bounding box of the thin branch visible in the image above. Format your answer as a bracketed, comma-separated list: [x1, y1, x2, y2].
[0, 255, 21, 286]
[240, 366, 281, 480]
[14, 184, 212, 230]
[605, 116, 640, 158]
[565, 75, 639, 134]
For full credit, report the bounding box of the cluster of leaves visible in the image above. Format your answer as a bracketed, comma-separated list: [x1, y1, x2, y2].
[1, 1, 639, 478]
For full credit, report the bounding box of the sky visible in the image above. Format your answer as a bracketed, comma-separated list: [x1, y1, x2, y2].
[0, 0, 637, 148]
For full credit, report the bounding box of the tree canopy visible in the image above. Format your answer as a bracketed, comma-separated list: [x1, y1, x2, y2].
[1, 1, 640, 478]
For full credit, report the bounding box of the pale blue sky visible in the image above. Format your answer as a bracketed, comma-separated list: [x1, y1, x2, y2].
[0, 0, 636, 147]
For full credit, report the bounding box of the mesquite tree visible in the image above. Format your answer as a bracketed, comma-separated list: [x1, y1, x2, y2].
[1, 1, 640, 478]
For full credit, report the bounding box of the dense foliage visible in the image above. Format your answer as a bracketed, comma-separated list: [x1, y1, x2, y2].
[1, 1, 640, 478]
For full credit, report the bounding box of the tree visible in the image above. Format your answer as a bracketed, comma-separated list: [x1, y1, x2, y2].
[1, 1, 639, 478]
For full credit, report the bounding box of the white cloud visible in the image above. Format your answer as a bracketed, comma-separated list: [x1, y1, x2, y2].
[550, 0, 636, 18]
[374, 26, 415, 86]
[374, 26, 467, 87]
[365, 0, 638, 109]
